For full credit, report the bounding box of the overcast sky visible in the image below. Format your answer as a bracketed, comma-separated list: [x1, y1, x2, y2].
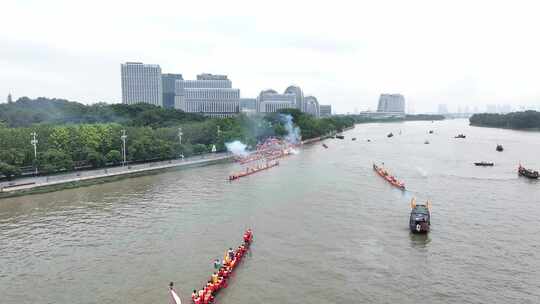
[1, 0, 540, 113]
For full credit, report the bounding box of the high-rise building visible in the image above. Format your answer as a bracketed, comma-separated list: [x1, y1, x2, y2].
[377, 94, 405, 113]
[284, 86, 305, 111]
[121, 62, 163, 106]
[162, 73, 183, 109]
[304, 96, 320, 117]
[7, 93, 13, 104]
[175, 73, 240, 117]
[256, 89, 296, 113]
[320, 105, 332, 117]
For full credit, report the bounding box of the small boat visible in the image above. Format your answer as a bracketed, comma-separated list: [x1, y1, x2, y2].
[336, 134, 345, 139]
[351, 137, 357, 141]
[428, 130, 434, 134]
[474, 162, 494, 166]
[455, 134, 466, 139]
[409, 198, 431, 233]
[424, 140, 430, 144]
[518, 164, 539, 179]
[496, 144, 504, 152]
[373, 163, 405, 190]
[387, 132, 394, 138]
[322, 143, 328, 149]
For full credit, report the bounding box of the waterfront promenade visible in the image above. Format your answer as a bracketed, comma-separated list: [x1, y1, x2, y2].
[0, 152, 232, 196]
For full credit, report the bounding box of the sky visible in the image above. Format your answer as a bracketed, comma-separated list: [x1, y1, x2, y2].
[1, 0, 540, 113]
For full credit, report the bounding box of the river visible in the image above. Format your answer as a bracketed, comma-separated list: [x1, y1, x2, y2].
[1, 119, 539, 304]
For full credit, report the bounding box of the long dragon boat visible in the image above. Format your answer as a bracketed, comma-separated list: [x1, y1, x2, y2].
[235, 138, 296, 165]
[229, 161, 279, 181]
[373, 163, 405, 190]
[188, 231, 253, 304]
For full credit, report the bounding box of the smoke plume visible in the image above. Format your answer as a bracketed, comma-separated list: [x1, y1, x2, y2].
[280, 114, 301, 144]
[225, 140, 249, 156]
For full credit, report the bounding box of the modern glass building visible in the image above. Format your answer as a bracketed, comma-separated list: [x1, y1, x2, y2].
[121, 62, 163, 107]
[240, 98, 257, 114]
[162, 73, 183, 109]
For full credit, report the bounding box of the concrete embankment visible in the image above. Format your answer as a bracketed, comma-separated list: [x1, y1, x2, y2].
[0, 154, 233, 199]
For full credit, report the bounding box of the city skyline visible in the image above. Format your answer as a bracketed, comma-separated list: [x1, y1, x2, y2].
[2, 0, 540, 113]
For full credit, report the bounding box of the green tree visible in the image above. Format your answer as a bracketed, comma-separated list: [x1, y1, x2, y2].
[193, 144, 208, 154]
[106, 150, 122, 164]
[85, 148, 106, 168]
[38, 149, 73, 174]
[0, 162, 22, 180]
[0, 148, 25, 166]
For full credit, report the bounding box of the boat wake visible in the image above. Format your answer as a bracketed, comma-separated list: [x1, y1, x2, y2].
[416, 167, 428, 178]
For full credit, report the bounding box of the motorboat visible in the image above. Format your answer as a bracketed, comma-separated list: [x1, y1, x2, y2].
[409, 198, 431, 233]
[518, 164, 539, 179]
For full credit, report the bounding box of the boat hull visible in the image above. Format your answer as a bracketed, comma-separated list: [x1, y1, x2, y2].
[373, 164, 405, 190]
[474, 162, 494, 166]
[409, 221, 430, 233]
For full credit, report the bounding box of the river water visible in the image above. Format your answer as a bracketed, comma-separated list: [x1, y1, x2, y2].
[1, 119, 539, 304]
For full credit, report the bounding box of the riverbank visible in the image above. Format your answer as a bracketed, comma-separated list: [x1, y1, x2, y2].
[469, 111, 540, 130]
[470, 123, 540, 132]
[0, 126, 355, 199]
[0, 153, 232, 199]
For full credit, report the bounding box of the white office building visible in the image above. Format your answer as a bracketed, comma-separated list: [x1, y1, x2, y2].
[121, 62, 163, 106]
[175, 74, 240, 117]
[257, 89, 296, 113]
[377, 94, 405, 113]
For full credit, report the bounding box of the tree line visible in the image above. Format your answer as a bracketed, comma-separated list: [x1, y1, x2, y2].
[0, 99, 354, 180]
[0, 97, 205, 128]
[469, 111, 540, 129]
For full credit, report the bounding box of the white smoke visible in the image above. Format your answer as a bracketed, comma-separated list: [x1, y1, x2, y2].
[280, 114, 302, 144]
[225, 140, 249, 157]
